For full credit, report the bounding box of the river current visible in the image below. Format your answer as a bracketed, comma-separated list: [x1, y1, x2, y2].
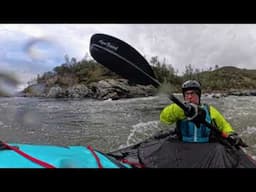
[0, 95, 255, 158]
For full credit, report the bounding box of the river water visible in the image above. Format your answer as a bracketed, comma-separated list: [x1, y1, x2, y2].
[0, 95, 256, 157]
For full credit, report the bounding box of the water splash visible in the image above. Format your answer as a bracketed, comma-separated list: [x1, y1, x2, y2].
[126, 120, 161, 146]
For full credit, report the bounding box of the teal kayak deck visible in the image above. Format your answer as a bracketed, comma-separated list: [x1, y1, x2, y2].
[0, 143, 130, 168]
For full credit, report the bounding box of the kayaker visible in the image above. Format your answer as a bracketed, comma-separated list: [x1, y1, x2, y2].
[160, 80, 246, 147]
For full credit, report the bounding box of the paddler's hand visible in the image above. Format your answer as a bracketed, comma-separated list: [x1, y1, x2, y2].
[184, 103, 206, 128]
[184, 102, 196, 118]
[227, 133, 248, 148]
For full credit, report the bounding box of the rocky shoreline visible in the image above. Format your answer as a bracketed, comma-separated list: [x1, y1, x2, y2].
[20, 78, 157, 100]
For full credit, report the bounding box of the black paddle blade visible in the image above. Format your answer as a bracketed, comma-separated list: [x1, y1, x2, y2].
[89, 33, 159, 87]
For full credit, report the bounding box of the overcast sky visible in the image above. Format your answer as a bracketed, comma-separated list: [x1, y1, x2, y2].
[1, 24, 256, 91]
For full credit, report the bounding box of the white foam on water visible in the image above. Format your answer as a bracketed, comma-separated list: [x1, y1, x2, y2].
[107, 96, 160, 104]
[0, 121, 10, 129]
[252, 156, 256, 160]
[126, 120, 160, 146]
[240, 126, 256, 136]
[102, 98, 112, 102]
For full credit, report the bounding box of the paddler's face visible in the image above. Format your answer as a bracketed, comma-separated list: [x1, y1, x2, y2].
[184, 90, 200, 105]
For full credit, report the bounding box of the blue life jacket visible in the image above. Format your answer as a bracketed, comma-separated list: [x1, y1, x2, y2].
[177, 104, 211, 143]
